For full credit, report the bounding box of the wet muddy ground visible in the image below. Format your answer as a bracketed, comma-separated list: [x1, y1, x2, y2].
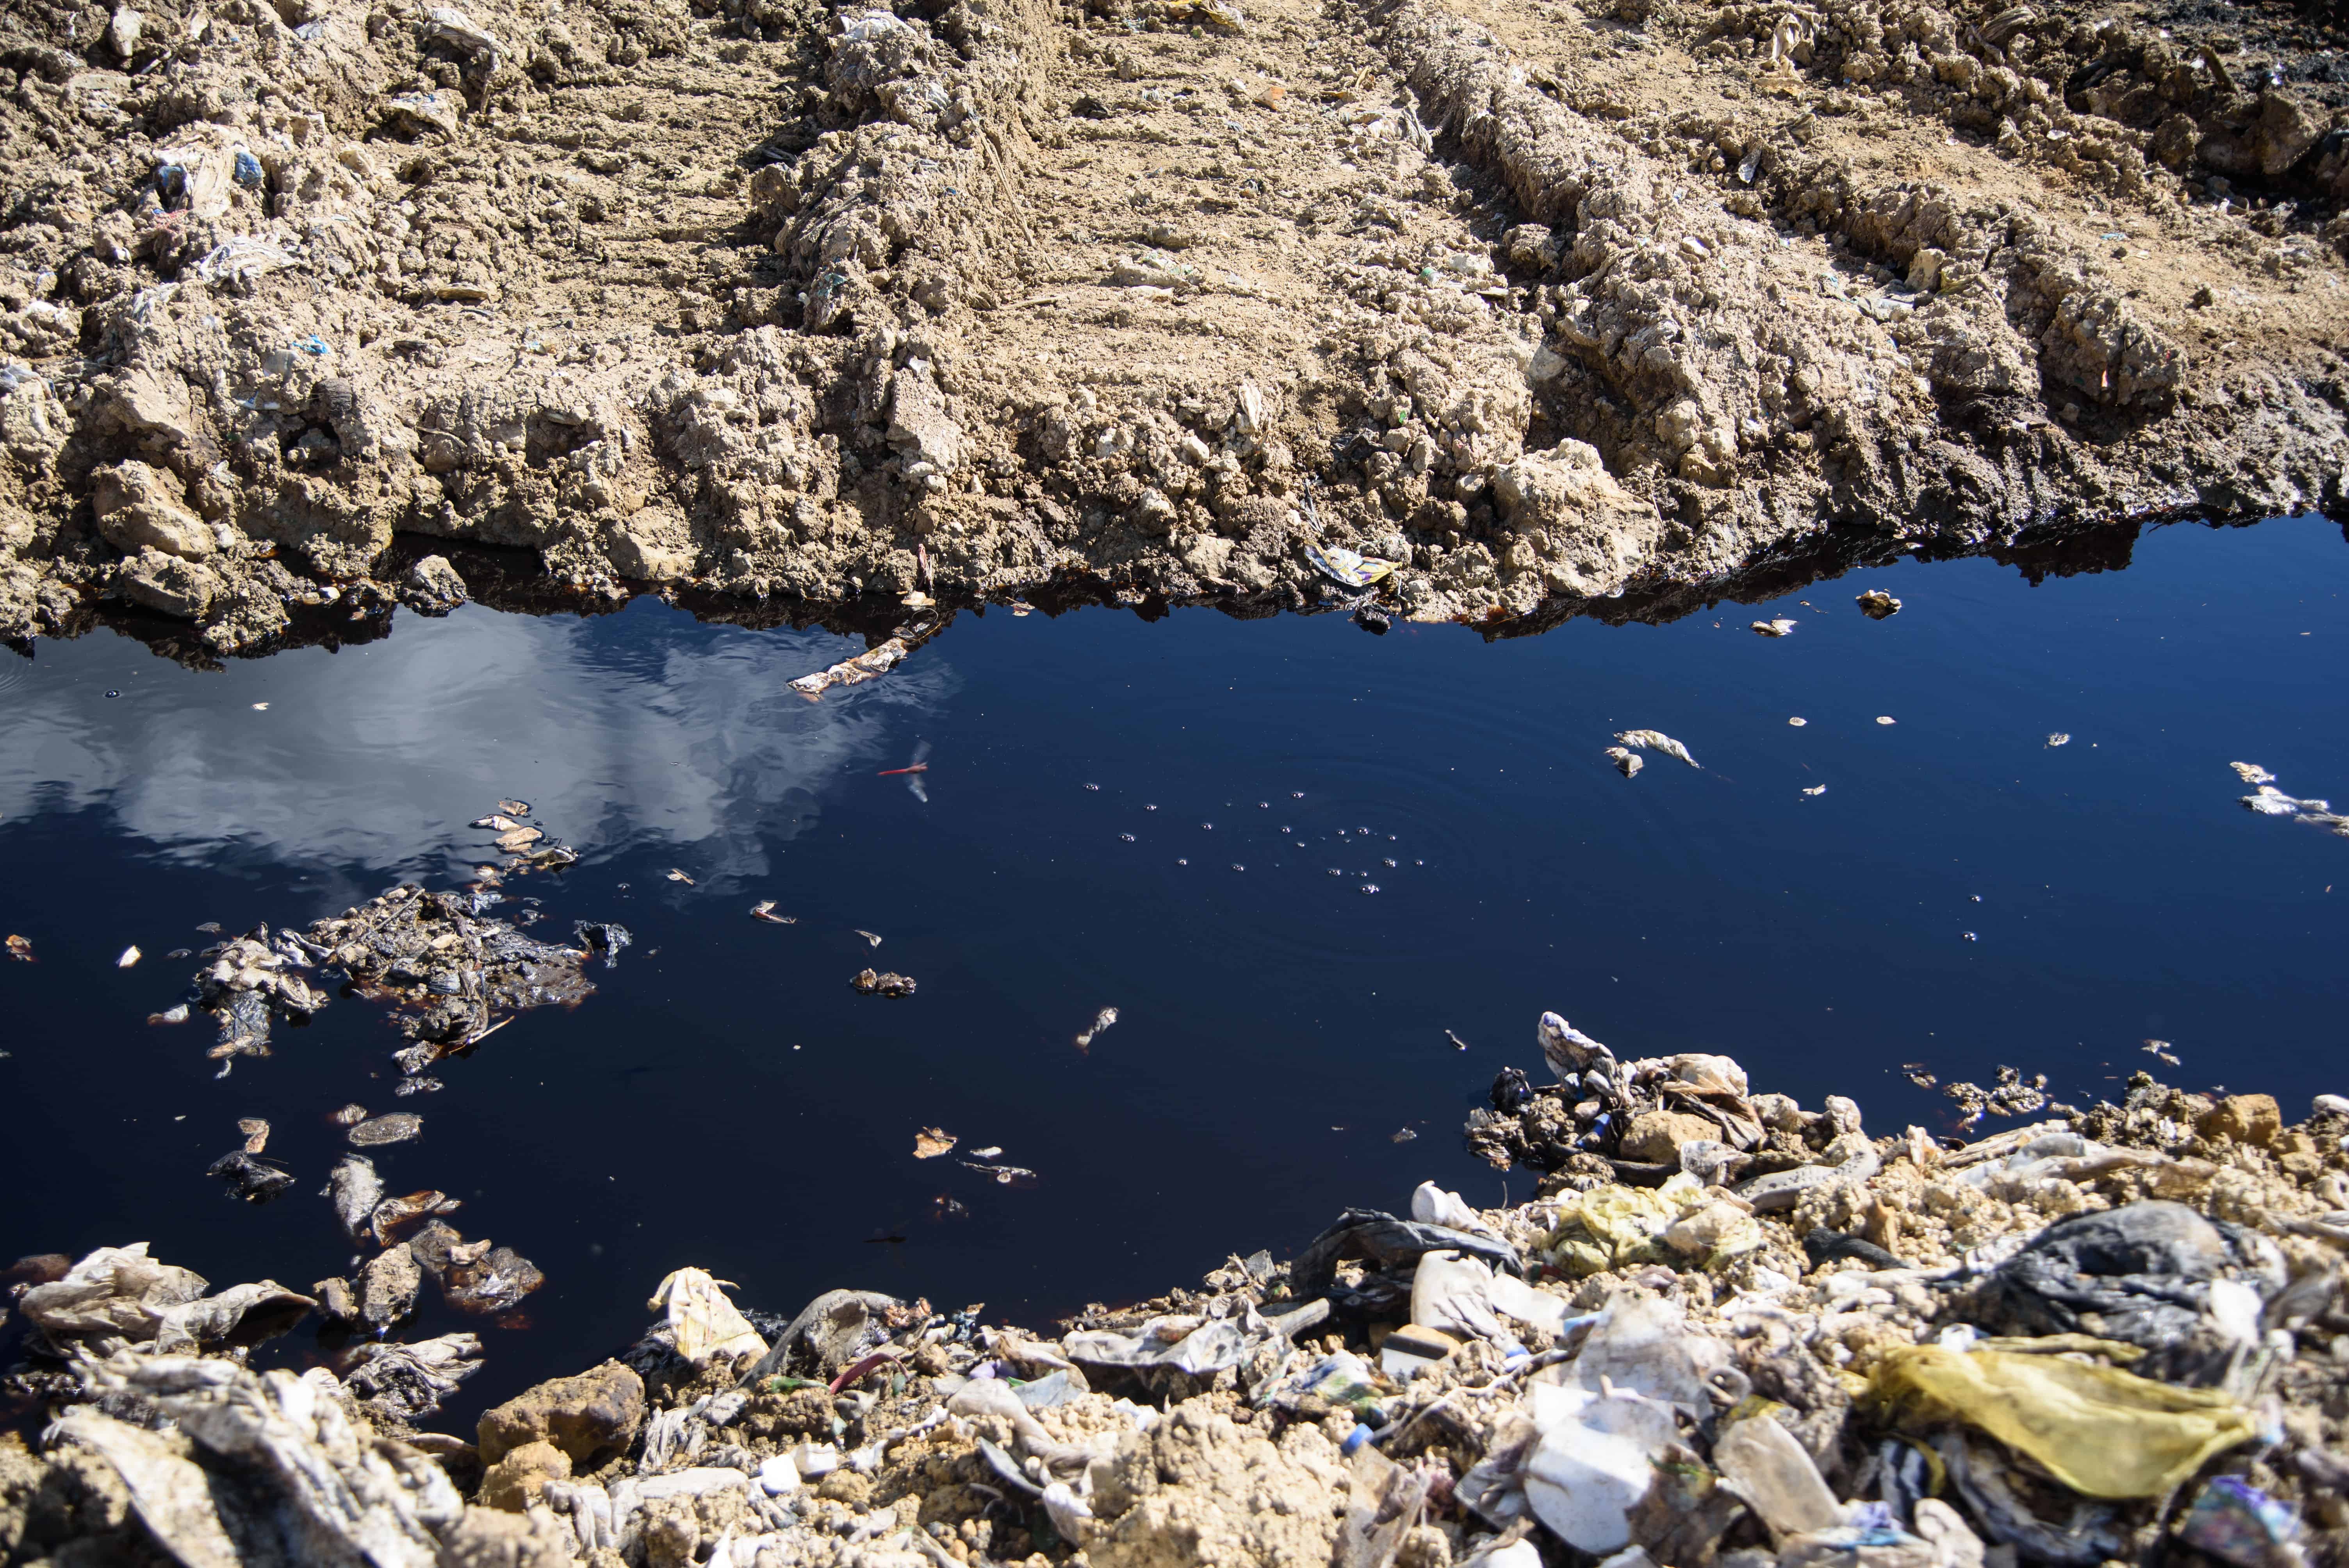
[2, 512, 2344, 1436]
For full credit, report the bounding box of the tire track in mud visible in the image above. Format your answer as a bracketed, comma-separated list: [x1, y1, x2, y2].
[0, 0, 2343, 657]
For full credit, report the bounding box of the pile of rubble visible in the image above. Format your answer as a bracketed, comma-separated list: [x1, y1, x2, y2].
[6, 1010, 2346, 1568]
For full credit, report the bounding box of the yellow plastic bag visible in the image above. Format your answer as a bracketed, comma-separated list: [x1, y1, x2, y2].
[1870, 1345, 2256, 1499]
[1549, 1174, 1705, 1276]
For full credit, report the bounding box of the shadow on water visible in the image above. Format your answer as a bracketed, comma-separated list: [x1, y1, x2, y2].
[1, 513, 2344, 1436]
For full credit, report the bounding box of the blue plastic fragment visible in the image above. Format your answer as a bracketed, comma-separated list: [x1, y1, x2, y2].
[296, 335, 330, 356]
[1339, 1424, 1371, 1458]
[234, 151, 264, 187]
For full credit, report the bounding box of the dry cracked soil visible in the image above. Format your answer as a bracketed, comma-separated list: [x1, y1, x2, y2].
[2, 0, 2347, 656]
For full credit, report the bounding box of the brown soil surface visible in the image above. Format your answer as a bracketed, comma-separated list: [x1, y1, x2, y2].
[1, 0, 2345, 654]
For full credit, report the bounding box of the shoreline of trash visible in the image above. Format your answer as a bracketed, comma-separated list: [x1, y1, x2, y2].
[6, 1009, 2347, 1568]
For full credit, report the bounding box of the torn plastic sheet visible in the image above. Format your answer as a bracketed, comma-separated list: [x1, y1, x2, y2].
[740, 1289, 906, 1381]
[60, 1352, 468, 1568]
[1872, 1344, 2256, 1498]
[194, 237, 297, 285]
[1521, 1381, 1679, 1553]
[1290, 1207, 1522, 1297]
[16, 1244, 215, 1352]
[342, 1333, 484, 1421]
[650, 1268, 770, 1364]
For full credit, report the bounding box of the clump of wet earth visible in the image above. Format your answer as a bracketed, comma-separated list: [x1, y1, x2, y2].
[0, 0, 2345, 660]
[4, 1002, 2347, 1568]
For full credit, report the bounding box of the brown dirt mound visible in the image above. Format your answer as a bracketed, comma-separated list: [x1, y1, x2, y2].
[0, 0, 2343, 655]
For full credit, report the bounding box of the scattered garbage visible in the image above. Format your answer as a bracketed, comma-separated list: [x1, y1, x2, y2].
[1751, 618, 1796, 636]
[116, 944, 141, 967]
[2239, 775, 2349, 837]
[1788, 716, 1807, 726]
[854, 929, 884, 947]
[7, 934, 32, 960]
[1802, 784, 1827, 796]
[2046, 732, 2071, 747]
[1074, 1005, 1119, 1049]
[851, 968, 916, 996]
[1877, 715, 1898, 725]
[1613, 729, 1699, 767]
[8, 992, 2349, 1568]
[1604, 746, 1643, 778]
[1856, 589, 1903, 618]
[750, 901, 797, 923]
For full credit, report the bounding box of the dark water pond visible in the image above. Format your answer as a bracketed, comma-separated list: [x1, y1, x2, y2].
[3, 515, 2345, 1431]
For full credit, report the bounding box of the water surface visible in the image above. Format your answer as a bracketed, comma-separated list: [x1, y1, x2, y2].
[2, 515, 2343, 1429]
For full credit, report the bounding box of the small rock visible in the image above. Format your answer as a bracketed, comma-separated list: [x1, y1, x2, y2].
[478, 1360, 645, 1466]
[2197, 1093, 2282, 1148]
[478, 1438, 570, 1512]
[357, 1243, 422, 1328]
[1619, 1108, 1720, 1164]
[118, 547, 221, 620]
[399, 554, 469, 615]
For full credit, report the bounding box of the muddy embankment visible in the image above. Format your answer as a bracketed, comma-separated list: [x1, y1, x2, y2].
[1, 0, 2347, 656]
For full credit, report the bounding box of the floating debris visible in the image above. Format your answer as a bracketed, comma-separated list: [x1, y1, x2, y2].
[1604, 747, 1643, 778]
[666, 868, 695, 885]
[470, 814, 522, 831]
[2240, 779, 2349, 836]
[852, 968, 916, 997]
[573, 921, 631, 966]
[206, 1151, 293, 1203]
[1075, 1006, 1120, 1050]
[116, 945, 142, 968]
[913, 1127, 957, 1159]
[968, 1146, 1003, 1159]
[1445, 1029, 1472, 1051]
[1877, 715, 1898, 725]
[750, 901, 796, 924]
[497, 799, 531, 816]
[854, 930, 884, 947]
[494, 827, 544, 852]
[1802, 785, 1827, 796]
[1751, 618, 1797, 636]
[1856, 589, 1902, 618]
[2229, 762, 2276, 785]
[959, 1160, 1037, 1185]
[348, 1113, 424, 1147]
[237, 1118, 268, 1154]
[330, 1104, 369, 1126]
[1613, 729, 1698, 768]
[1788, 716, 1807, 726]
[790, 636, 910, 701]
[6, 935, 31, 961]
[1390, 1127, 1418, 1143]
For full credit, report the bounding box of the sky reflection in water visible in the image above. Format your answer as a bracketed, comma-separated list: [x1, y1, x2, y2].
[0, 514, 2342, 1431]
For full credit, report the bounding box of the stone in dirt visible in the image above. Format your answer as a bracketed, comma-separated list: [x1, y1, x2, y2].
[476, 1361, 645, 1468]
